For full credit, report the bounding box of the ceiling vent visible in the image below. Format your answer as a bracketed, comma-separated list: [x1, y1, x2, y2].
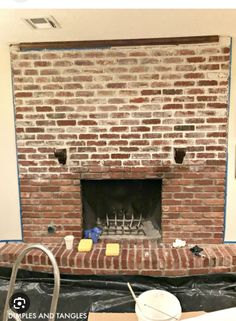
[24, 16, 61, 30]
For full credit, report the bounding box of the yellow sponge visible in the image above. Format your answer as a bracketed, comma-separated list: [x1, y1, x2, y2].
[78, 239, 93, 252]
[105, 243, 120, 256]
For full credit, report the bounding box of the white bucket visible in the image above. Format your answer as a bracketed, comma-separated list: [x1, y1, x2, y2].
[64, 235, 74, 250]
[135, 290, 182, 321]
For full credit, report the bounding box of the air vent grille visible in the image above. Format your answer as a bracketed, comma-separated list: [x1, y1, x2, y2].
[24, 16, 60, 29]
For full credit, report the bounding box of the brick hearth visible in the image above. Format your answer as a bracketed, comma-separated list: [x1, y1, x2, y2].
[1, 242, 236, 276]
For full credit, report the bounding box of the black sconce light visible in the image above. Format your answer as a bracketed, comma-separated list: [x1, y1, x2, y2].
[174, 147, 186, 164]
[54, 148, 67, 165]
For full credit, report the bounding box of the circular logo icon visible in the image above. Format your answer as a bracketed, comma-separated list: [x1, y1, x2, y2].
[9, 292, 30, 313]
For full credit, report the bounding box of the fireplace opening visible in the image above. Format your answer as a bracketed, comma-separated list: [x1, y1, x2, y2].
[81, 179, 162, 239]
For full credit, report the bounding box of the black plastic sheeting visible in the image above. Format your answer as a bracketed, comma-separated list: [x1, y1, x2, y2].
[1, 267, 236, 320]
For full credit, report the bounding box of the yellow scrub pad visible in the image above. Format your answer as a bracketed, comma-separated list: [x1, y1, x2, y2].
[78, 239, 93, 252]
[105, 243, 120, 256]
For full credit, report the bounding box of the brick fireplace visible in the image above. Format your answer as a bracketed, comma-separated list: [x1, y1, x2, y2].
[4, 36, 233, 275]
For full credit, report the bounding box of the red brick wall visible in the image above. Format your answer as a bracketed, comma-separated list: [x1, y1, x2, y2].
[10, 39, 230, 244]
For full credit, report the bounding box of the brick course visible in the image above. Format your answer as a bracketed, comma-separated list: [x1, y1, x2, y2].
[10, 40, 230, 246]
[1, 242, 236, 276]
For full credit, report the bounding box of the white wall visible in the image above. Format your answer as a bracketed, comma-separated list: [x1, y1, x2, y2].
[225, 38, 236, 242]
[0, 44, 22, 241]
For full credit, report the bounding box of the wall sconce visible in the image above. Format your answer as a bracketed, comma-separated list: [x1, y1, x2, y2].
[174, 147, 186, 164]
[54, 148, 67, 165]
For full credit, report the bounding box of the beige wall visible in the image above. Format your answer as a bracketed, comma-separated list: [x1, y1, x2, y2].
[0, 45, 22, 241]
[225, 38, 236, 242]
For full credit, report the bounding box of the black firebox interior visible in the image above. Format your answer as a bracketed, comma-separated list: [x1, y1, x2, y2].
[81, 179, 162, 237]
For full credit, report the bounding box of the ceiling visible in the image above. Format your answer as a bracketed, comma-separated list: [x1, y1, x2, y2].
[1, 9, 236, 46]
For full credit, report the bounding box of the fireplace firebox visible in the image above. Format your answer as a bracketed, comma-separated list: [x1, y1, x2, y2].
[81, 179, 162, 239]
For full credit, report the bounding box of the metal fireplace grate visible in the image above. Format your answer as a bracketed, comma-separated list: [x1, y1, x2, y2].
[97, 209, 145, 235]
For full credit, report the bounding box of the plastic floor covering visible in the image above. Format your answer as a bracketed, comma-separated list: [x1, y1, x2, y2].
[1, 267, 236, 320]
